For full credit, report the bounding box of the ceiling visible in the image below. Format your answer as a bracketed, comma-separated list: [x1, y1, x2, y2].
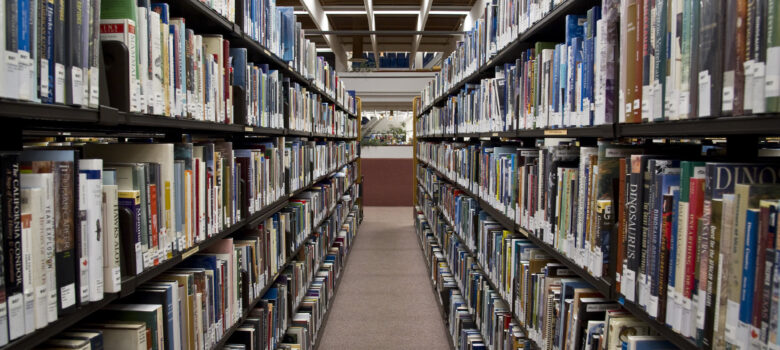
[280, 0, 476, 65]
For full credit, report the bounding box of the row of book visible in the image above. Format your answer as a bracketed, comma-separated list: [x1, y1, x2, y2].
[284, 140, 358, 194]
[32, 197, 361, 350]
[417, 138, 780, 348]
[415, 209, 491, 350]
[417, 3, 611, 134]
[420, 0, 780, 128]
[416, 202, 527, 350]
[416, 181, 680, 350]
[418, 0, 570, 108]
[286, 81, 358, 137]
[0, 138, 357, 345]
[0, 0, 357, 117]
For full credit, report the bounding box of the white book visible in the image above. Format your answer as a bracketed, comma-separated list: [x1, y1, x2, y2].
[149, 10, 163, 116]
[137, 7, 149, 113]
[102, 184, 121, 293]
[79, 159, 103, 301]
[20, 173, 57, 324]
[19, 188, 40, 333]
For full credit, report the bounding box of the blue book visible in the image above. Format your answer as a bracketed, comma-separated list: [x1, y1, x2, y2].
[278, 7, 294, 61]
[740, 209, 761, 324]
[18, 0, 29, 54]
[229, 48, 248, 89]
[41, 0, 54, 103]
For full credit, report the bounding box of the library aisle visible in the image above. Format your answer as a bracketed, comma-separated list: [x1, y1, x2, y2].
[317, 207, 450, 350]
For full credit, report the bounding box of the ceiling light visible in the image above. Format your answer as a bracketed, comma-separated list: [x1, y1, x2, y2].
[293, 10, 308, 15]
[316, 47, 333, 52]
[429, 10, 469, 15]
[374, 10, 419, 15]
[324, 10, 367, 15]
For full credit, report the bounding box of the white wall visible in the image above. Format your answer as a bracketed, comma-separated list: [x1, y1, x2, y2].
[361, 146, 413, 159]
[339, 71, 436, 108]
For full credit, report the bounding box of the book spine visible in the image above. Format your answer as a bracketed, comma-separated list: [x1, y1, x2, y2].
[3, 0, 19, 100]
[86, 0, 97, 107]
[79, 159, 102, 301]
[684, 177, 704, 337]
[3, 156, 25, 340]
[38, 0, 53, 103]
[739, 209, 761, 348]
[52, 0, 63, 103]
[118, 192, 142, 275]
[19, 188, 37, 334]
[66, 0, 83, 105]
[102, 185, 120, 293]
[767, 0, 780, 111]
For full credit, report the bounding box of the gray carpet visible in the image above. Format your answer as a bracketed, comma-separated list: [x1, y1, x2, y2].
[316, 207, 450, 350]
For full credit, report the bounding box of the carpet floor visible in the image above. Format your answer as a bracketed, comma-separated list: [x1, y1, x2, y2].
[316, 206, 450, 350]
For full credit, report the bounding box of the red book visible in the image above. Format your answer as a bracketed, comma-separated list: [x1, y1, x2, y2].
[684, 177, 705, 299]
[149, 183, 159, 251]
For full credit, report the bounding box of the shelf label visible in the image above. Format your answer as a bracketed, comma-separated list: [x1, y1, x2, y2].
[244, 126, 253, 132]
[544, 129, 568, 136]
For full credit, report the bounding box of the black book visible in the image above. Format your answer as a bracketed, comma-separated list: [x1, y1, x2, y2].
[53, 0, 65, 103]
[1, 153, 23, 340]
[697, 0, 726, 117]
[66, 0, 83, 105]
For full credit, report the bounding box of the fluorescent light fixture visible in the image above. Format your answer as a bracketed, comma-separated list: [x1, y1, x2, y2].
[316, 47, 333, 52]
[429, 10, 469, 15]
[324, 10, 367, 14]
[293, 10, 308, 15]
[374, 10, 419, 14]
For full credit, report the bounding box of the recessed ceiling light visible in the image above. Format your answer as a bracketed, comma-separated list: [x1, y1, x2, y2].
[374, 10, 419, 15]
[429, 10, 469, 15]
[324, 10, 368, 15]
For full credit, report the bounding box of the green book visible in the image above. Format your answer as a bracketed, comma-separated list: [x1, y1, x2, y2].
[766, 0, 780, 111]
[97, 304, 164, 350]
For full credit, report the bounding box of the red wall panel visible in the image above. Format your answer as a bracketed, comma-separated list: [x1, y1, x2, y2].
[362, 158, 413, 206]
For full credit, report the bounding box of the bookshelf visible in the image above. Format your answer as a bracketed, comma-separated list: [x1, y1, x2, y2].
[0, 0, 364, 341]
[411, 0, 780, 349]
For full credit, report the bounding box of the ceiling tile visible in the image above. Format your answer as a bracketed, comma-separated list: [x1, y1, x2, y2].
[327, 13, 369, 30]
[424, 14, 464, 31]
[375, 14, 418, 30]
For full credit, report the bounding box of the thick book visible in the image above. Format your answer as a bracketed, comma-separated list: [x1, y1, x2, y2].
[99, 0, 139, 112]
[697, 0, 726, 117]
[79, 159, 103, 302]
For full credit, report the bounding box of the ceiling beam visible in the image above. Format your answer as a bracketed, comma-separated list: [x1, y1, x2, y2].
[409, 0, 433, 68]
[298, 0, 350, 70]
[363, 0, 380, 66]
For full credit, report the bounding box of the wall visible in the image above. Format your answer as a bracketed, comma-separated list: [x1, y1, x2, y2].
[361, 146, 413, 206]
[338, 71, 436, 110]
